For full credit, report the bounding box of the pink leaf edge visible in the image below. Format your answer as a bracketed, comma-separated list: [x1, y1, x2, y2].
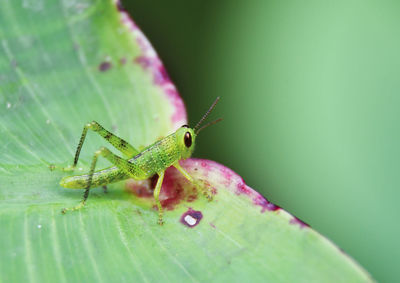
[126, 158, 310, 229]
[113, 0, 187, 129]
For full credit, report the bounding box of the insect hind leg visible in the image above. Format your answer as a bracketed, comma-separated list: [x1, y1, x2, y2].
[61, 146, 131, 214]
[70, 121, 139, 170]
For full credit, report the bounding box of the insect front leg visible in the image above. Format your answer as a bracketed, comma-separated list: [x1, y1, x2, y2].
[61, 146, 130, 214]
[71, 121, 139, 169]
[173, 162, 213, 201]
[153, 171, 165, 225]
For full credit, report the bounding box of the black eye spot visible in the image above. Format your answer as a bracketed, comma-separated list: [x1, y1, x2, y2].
[184, 132, 192, 148]
[181, 124, 189, 128]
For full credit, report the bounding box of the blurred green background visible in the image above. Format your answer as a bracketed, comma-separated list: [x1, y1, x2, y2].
[124, 1, 399, 282]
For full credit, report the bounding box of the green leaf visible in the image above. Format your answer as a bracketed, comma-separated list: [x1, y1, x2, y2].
[0, 0, 373, 282]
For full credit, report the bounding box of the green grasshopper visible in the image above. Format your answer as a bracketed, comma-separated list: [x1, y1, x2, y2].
[60, 97, 221, 225]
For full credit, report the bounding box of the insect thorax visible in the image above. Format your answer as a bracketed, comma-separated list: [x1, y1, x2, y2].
[131, 134, 181, 179]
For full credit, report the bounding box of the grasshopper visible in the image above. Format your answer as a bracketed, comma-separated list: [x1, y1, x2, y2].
[60, 97, 221, 224]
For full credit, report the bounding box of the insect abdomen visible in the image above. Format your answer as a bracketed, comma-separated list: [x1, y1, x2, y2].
[60, 166, 128, 189]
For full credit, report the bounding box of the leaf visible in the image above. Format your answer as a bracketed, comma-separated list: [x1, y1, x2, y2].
[0, 0, 373, 282]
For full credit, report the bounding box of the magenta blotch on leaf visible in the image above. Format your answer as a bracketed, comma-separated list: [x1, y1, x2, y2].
[99, 61, 112, 72]
[180, 208, 203, 228]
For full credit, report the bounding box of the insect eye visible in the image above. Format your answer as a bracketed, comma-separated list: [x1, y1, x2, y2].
[184, 132, 192, 148]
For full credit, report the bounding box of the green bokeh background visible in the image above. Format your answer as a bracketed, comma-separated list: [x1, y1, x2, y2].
[124, 1, 400, 282]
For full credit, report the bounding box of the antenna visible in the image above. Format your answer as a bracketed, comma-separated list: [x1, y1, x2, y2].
[194, 97, 221, 132]
[195, 118, 223, 134]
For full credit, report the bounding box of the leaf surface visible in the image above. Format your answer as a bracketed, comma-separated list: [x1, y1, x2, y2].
[0, 1, 372, 282]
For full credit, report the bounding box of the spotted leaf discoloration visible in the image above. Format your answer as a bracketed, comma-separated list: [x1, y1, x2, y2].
[180, 208, 203, 228]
